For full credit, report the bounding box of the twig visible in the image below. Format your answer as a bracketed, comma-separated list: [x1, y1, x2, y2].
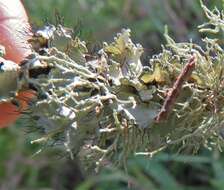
[155, 55, 196, 122]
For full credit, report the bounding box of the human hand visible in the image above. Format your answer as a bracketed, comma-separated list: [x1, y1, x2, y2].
[0, 0, 34, 128]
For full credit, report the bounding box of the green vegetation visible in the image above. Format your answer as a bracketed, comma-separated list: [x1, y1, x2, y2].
[23, 0, 223, 54]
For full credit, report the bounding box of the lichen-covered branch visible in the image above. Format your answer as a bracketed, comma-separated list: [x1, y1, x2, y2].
[1, 2, 224, 172]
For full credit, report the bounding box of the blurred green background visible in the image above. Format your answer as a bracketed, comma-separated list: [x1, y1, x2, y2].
[1, 0, 224, 189]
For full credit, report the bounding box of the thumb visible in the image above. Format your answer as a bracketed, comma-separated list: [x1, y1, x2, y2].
[0, 0, 32, 63]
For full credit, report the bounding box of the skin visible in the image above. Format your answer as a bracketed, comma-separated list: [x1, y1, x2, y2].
[0, 0, 34, 128]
